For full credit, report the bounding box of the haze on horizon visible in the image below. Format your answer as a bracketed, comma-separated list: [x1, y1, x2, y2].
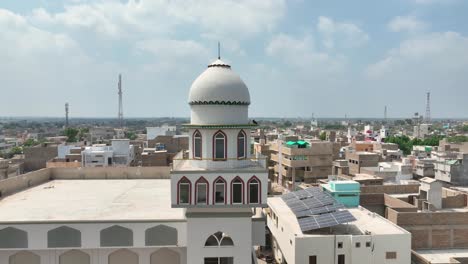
[0, 0, 467, 119]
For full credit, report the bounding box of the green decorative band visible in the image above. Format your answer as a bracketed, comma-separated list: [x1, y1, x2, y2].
[189, 100, 250, 106]
[183, 123, 258, 129]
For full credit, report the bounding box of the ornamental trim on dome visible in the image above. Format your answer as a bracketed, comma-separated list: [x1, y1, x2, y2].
[189, 100, 250, 106]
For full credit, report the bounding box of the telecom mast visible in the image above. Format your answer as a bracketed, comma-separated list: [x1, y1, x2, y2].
[65, 103, 69, 127]
[425, 91, 431, 123]
[118, 74, 123, 128]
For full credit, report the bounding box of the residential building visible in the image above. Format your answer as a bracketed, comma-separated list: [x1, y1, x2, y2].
[413, 123, 432, 139]
[23, 143, 59, 172]
[267, 188, 411, 264]
[81, 139, 135, 167]
[433, 152, 468, 185]
[146, 125, 177, 140]
[270, 139, 333, 188]
[345, 151, 379, 176]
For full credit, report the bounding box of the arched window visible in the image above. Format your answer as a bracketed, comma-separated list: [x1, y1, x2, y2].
[193, 130, 202, 159]
[213, 177, 226, 205]
[213, 130, 226, 160]
[231, 177, 244, 204]
[195, 177, 209, 205]
[237, 130, 246, 159]
[204, 231, 234, 247]
[177, 177, 191, 205]
[248, 176, 261, 204]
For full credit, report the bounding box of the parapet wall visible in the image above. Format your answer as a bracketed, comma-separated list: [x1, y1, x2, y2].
[360, 184, 419, 194]
[0, 166, 172, 199]
[388, 208, 468, 249]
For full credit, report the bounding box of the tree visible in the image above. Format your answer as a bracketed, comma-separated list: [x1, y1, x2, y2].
[125, 131, 137, 140]
[64, 127, 79, 142]
[283, 121, 292, 127]
[23, 138, 40, 147]
[319, 132, 327, 141]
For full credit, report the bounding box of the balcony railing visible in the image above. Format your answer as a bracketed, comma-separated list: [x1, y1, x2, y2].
[172, 151, 267, 170]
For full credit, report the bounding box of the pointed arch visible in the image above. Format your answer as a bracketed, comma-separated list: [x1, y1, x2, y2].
[212, 130, 227, 160]
[230, 176, 245, 205]
[193, 130, 202, 159]
[195, 176, 209, 205]
[145, 225, 178, 246]
[213, 176, 227, 205]
[177, 176, 191, 205]
[237, 129, 247, 159]
[100, 225, 133, 247]
[247, 176, 261, 204]
[9, 251, 40, 264]
[0, 227, 27, 248]
[204, 231, 235, 247]
[59, 249, 90, 264]
[150, 248, 180, 264]
[48, 226, 81, 248]
[108, 249, 138, 264]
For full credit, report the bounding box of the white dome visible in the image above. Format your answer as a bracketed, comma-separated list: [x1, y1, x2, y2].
[188, 59, 250, 105]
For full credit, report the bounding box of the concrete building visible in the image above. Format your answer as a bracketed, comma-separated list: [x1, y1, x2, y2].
[414, 159, 435, 179]
[23, 143, 59, 172]
[267, 189, 411, 264]
[81, 139, 135, 167]
[433, 152, 468, 185]
[270, 139, 333, 188]
[345, 151, 379, 176]
[413, 123, 432, 139]
[322, 180, 360, 207]
[89, 127, 115, 143]
[146, 125, 177, 140]
[0, 158, 23, 179]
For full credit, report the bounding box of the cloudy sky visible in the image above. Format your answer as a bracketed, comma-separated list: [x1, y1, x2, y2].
[1, 0, 467, 118]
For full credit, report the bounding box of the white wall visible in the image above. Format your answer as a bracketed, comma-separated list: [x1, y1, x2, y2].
[190, 105, 248, 125]
[0, 222, 187, 250]
[188, 128, 251, 161]
[171, 171, 268, 207]
[0, 247, 186, 264]
[186, 216, 252, 264]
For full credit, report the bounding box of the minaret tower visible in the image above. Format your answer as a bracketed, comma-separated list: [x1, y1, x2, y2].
[171, 54, 268, 263]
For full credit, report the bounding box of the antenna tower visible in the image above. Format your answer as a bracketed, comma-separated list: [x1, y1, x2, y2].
[425, 91, 431, 123]
[65, 103, 69, 127]
[384, 105, 387, 124]
[118, 74, 123, 128]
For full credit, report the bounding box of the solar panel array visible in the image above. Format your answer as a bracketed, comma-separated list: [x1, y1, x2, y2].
[280, 187, 356, 232]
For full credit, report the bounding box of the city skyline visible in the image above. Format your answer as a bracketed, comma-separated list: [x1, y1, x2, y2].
[1, 0, 468, 118]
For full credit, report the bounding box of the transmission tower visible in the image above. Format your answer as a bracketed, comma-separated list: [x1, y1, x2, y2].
[384, 105, 387, 124]
[118, 74, 123, 128]
[425, 91, 431, 123]
[65, 103, 69, 128]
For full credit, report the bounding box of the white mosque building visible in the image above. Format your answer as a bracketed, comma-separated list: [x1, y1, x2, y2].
[0, 57, 267, 264]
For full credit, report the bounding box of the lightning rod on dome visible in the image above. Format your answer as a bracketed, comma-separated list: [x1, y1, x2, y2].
[218, 41, 221, 59]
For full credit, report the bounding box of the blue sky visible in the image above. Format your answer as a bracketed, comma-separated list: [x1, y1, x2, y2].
[1, 0, 467, 118]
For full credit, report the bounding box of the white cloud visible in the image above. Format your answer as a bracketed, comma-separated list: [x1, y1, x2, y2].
[366, 32, 468, 79]
[136, 39, 209, 59]
[266, 33, 346, 75]
[29, 0, 286, 39]
[388, 16, 428, 33]
[317, 16, 369, 49]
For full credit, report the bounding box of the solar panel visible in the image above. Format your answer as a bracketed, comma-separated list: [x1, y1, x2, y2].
[281, 187, 357, 232]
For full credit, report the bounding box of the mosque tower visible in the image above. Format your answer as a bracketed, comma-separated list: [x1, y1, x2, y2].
[171, 56, 268, 264]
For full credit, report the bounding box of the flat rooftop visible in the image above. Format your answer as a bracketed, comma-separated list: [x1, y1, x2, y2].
[0, 179, 185, 223]
[416, 249, 468, 264]
[268, 196, 408, 236]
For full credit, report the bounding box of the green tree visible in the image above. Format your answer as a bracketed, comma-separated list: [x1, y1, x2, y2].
[125, 131, 137, 140]
[319, 131, 327, 141]
[64, 127, 79, 142]
[23, 138, 39, 147]
[283, 121, 292, 127]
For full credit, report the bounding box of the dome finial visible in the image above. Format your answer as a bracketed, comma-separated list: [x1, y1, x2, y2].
[218, 41, 221, 59]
